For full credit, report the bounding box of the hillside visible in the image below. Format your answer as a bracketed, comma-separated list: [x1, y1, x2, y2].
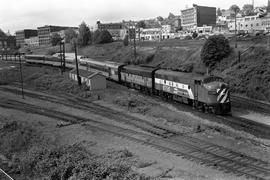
[79, 36, 269, 102]
[26, 36, 269, 102]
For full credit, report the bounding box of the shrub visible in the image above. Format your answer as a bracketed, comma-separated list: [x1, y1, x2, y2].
[93, 30, 113, 44]
[200, 34, 231, 69]
[192, 31, 198, 39]
[184, 35, 192, 40]
[51, 33, 62, 46]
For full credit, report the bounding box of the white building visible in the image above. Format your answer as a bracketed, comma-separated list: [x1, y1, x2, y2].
[228, 14, 270, 32]
[24, 36, 39, 47]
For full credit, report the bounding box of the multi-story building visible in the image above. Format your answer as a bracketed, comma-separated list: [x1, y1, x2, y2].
[0, 30, 16, 50]
[228, 13, 270, 32]
[15, 29, 37, 47]
[37, 25, 76, 46]
[24, 36, 39, 47]
[181, 4, 216, 31]
[96, 21, 127, 40]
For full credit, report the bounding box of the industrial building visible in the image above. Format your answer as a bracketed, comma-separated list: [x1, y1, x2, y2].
[96, 21, 128, 40]
[181, 4, 216, 31]
[15, 29, 37, 47]
[37, 25, 76, 46]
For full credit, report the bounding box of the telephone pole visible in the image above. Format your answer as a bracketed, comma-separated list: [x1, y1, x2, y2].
[18, 53, 24, 99]
[74, 42, 81, 86]
[62, 41, 66, 72]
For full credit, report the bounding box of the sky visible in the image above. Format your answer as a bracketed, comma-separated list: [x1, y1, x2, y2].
[0, 0, 268, 34]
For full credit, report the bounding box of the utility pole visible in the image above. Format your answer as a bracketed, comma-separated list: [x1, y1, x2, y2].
[133, 25, 137, 61]
[62, 41, 66, 72]
[59, 42, 63, 74]
[18, 53, 24, 99]
[234, 12, 237, 48]
[74, 43, 81, 86]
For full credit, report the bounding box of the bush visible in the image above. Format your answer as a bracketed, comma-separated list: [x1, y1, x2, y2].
[200, 34, 231, 69]
[46, 48, 57, 55]
[51, 33, 62, 46]
[226, 47, 270, 101]
[192, 32, 198, 39]
[0, 121, 48, 158]
[93, 30, 113, 44]
[184, 35, 192, 40]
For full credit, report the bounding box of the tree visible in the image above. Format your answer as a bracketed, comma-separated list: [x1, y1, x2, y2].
[242, 4, 255, 16]
[229, 5, 240, 18]
[93, 30, 113, 44]
[136, 21, 146, 29]
[192, 31, 198, 39]
[51, 33, 62, 46]
[136, 21, 146, 41]
[168, 12, 176, 19]
[77, 21, 91, 47]
[200, 35, 231, 70]
[64, 28, 77, 43]
[157, 16, 164, 21]
[123, 35, 129, 46]
[217, 8, 222, 16]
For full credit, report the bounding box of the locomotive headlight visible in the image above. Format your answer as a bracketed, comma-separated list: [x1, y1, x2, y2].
[203, 84, 212, 90]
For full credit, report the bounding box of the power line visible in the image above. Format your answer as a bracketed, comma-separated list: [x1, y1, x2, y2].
[0, 168, 14, 180]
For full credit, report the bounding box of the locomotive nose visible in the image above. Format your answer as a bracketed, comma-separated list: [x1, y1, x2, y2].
[216, 84, 230, 103]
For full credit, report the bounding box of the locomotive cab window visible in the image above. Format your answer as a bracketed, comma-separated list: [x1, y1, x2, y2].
[203, 77, 224, 84]
[194, 80, 201, 85]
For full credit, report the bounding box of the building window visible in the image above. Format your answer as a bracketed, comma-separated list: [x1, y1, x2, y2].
[256, 23, 259, 26]
[251, 24, 253, 27]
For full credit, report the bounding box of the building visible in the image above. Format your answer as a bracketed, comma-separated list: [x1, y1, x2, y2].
[0, 29, 16, 51]
[181, 4, 216, 31]
[140, 28, 161, 41]
[96, 21, 127, 40]
[37, 25, 76, 46]
[15, 29, 37, 47]
[69, 69, 106, 90]
[24, 36, 39, 47]
[228, 14, 270, 32]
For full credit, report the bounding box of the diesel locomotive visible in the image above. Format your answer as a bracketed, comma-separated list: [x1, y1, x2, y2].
[25, 55, 231, 114]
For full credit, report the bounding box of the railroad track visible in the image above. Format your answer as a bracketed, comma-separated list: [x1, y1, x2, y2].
[0, 86, 181, 137]
[231, 94, 270, 115]
[1, 85, 270, 141]
[0, 98, 269, 179]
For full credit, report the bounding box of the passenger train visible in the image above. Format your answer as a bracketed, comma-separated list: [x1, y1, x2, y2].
[24, 54, 231, 114]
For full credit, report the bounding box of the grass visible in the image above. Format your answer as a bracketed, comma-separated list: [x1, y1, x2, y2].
[0, 120, 150, 180]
